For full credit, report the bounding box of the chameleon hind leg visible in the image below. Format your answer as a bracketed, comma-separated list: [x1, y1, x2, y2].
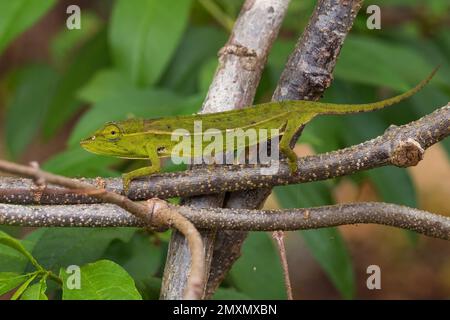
[122, 145, 160, 194]
[279, 114, 314, 173]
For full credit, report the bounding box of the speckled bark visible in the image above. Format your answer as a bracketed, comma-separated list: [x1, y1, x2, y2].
[159, 0, 291, 300]
[1, 202, 448, 240]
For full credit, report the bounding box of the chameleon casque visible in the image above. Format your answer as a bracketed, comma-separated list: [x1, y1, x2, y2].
[81, 69, 437, 192]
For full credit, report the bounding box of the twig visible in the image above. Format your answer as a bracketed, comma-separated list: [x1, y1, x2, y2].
[0, 160, 206, 300]
[1, 202, 449, 240]
[147, 199, 205, 300]
[1, 104, 448, 205]
[272, 231, 293, 300]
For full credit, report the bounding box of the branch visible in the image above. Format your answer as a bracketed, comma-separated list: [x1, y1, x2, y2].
[160, 0, 291, 300]
[205, 0, 364, 296]
[1, 104, 447, 205]
[0, 160, 206, 300]
[1, 202, 448, 240]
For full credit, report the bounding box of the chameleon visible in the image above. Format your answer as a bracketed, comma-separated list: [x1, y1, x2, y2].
[80, 68, 437, 192]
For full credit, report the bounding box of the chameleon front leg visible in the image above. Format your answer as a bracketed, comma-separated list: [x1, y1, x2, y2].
[122, 145, 160, 193]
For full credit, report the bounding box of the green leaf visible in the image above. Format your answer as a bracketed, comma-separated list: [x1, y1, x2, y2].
[5, 64, 59, 159]
[229, 232, 286, 299]
[160, 26, 226, 94]
[42, 147, 120, 178]
[0, 272, 30, 296]
[20, 277, 48, 300]
[77, 69, 136, 104]
[302, 229, 355, 299]
[335, 35, 441, 91]
[50, 11, 102, 66]
[135, 276, 161, 300]
[274, 182, 355, 299]
[103, 232, 162, 282]
[10, 272, 38, 300]
[68, 89, 201, 147]
[213, 288, 251, 300]
[43, 29, 111, 138]
[0, 0, 56, 55]
[60, 260, 142, 300]
[109, 0, 192, 87]
[23, 228, 136, 273]
[0, 231, 42, 271]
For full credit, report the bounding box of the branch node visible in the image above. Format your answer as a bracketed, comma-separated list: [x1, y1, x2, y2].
[146, 197, 170, 229]
[29, 161, 46, 202]
[218, 43, 258, 71]
[390, 138, 425, 167]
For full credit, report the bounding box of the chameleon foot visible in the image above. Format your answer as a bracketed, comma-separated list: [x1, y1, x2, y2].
[287, 158, 298, 174]
[122, 173, 133, 194]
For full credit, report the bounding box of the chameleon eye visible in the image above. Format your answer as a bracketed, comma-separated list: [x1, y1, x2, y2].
[103, 124, 122, 141]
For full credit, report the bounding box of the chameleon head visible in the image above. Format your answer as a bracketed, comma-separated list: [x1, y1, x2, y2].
[80, 122, 130, 157]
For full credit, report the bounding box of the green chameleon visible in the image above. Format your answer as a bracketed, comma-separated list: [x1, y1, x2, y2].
[81, 69, 437, 192]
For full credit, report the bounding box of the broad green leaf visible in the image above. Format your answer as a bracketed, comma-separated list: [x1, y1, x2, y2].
[11, 272, 38, 300]
[335, 35, 440, 91]
[43, 29, 111, 138]
[23, 228, 136, 273]
[68, 90, 202, 147]
[0, 272, 30, 296]
[60, 260, 142, 300]
[42, 147, 120, 178]
[109, 0, 192, 87]
[103, 232, 162, 282]
[0, 245, 28, 273]
[0, 239, 39, 273]
[50, 11, 102, 66]
[77, 69, 136, 104]
[229, 232, 286, 299]
[0, 0, 56, 54]
[20, 277, 48, 300]
[0, 231, 42, 271]
[274, 182, 355, 299]
[5, 64, 59, 159]
[213, 288, 251, 300]
[302, 229, 355, 299]
[160, 26, 226, 94]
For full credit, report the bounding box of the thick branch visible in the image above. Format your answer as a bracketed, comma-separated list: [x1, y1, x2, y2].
[160, 0, 291, 300]
[2, 103, 447, 205]
[1, 202, 448, 240]
[205, 0, 363, 296]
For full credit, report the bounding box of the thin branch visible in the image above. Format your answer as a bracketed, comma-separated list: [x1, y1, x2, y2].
[1, 202, 449, 240]
[0, 160, 206, 300]
[1, 104, 448, 205]
[272, 231, 293, 300]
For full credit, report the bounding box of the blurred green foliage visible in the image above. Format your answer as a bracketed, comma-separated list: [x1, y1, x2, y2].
[0, 0, 449, 299]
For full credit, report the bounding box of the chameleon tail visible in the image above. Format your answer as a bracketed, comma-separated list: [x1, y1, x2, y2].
[291, 67, 439, 114]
